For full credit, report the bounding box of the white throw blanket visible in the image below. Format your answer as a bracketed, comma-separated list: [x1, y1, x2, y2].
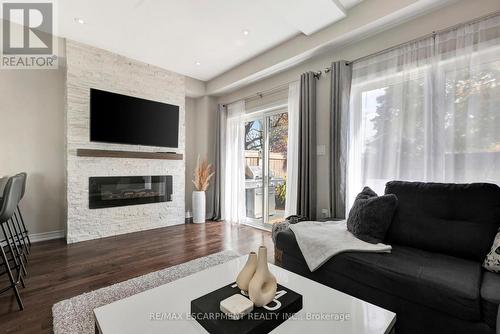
[289, 220, 392, 272]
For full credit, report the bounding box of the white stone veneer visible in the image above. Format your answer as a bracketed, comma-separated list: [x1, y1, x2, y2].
[65, 40, 185, 243]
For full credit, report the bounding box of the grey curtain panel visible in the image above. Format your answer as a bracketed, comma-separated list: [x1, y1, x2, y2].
[211, 104, 226, 221]
[297, 72, 317, 220]
[329, 61, 352, 219]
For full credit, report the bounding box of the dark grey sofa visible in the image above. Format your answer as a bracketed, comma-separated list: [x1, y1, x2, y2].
[276, 181, 500, 334]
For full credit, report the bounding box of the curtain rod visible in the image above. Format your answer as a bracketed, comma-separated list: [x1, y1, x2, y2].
[222, 80, 299, 107]
[351, 9, 500, 64]
[222, 68, 333, 107]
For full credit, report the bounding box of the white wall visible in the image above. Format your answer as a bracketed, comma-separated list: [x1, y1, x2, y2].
[0, 68, 66, 237]
[185, 77, 206, 98]
[185, 96, 217, 218]
[216, 0, 500, 217]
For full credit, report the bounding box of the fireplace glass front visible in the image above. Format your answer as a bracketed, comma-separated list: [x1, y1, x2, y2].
[89, 175, 172, 209]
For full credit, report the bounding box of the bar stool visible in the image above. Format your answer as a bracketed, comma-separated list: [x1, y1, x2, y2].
[0, 174, 28, 272]
[0, 174, 29, 267]
[10, 173, 30, 258]
[17, 173, 30, 247]
[0, 173, 31, 252]
[0, 175, 26, 310]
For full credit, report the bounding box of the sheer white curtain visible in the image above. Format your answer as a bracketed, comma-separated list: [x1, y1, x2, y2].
[285, 81, 300, 217]
[435, 16, 500, 184]
[347, 14, 500, 209]
[223, 101, 246, 223]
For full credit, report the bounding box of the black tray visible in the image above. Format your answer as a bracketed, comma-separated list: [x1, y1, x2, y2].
[191, 282, 302, 334]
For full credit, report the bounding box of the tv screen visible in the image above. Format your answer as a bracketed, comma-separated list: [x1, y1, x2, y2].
[90, 89, 179, 148]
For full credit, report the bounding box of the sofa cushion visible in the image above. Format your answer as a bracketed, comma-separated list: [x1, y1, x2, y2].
[385, 181, 500, 262]
[346, 187, 397, 244]
[276, 230, 482, 321]
[322, 245, 482, 321]
[481, 272, 500, 328]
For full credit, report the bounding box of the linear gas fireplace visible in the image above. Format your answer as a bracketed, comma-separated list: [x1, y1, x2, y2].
[89, 175, 173, 209]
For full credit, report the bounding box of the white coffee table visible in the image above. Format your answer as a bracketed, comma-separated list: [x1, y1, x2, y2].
[94, 256, 396, 333]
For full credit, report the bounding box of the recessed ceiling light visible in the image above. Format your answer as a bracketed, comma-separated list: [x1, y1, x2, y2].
[74, 17, 85, 24]
[195, 61, 201, 66]
[242, 29, 250, 36]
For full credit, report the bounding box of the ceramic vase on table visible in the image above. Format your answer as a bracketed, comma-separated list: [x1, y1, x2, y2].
[248, 246, 277, 307]
[236, 252, 257, 293]
[192, 191, 206, 223]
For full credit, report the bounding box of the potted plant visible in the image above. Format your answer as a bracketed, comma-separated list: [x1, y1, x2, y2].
[275, 179, 286, 210]
[192, 156, 214, 223]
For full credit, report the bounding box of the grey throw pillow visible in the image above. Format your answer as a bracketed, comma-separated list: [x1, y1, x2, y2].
[483, 230, 500, 273]
[347, 187, 398, 244]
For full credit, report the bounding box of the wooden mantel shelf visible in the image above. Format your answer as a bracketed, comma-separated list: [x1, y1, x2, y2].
[76, 148, 183, 160]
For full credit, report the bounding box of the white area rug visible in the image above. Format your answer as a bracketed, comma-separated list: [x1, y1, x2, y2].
[52, 250, 239, 334]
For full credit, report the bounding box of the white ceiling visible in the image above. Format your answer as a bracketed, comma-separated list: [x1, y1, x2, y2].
[58, 0, 362, 81]
[261, 0, 348, 36]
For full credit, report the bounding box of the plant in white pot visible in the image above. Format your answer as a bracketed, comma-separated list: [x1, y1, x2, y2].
[192, 156, 214, 224]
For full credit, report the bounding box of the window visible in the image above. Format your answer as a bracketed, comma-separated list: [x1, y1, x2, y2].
[347, 16, 500, 208]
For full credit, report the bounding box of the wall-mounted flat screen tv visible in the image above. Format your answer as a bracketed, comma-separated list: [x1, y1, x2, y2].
[90, 88, 179, 148]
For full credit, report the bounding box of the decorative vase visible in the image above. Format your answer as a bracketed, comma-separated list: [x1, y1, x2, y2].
[192, 191, 206, 223]
[236, 252, 257, 293]
[248, 246, 277, 307]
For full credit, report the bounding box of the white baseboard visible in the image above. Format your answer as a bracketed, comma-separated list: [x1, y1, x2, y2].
[30, 230, 65, 243]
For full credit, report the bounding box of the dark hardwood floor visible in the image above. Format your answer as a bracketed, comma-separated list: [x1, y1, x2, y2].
[0, 221, 273, 333]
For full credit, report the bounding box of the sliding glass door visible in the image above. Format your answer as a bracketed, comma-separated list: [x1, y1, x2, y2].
[244, 109, 288, 228]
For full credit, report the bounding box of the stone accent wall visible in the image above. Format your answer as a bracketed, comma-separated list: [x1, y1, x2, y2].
[65, 40, 185, 243]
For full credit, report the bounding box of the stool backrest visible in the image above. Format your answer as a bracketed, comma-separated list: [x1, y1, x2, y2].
[0, 175, 23, 222]
[16, 172, 27, 199]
